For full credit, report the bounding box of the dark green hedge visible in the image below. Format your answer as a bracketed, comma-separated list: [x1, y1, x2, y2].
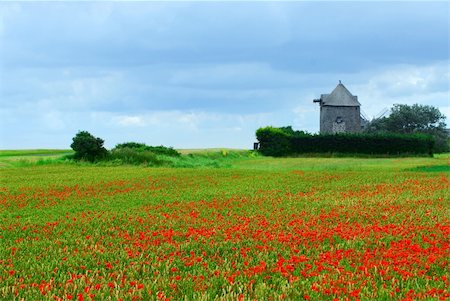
[256, 126, 434, 157]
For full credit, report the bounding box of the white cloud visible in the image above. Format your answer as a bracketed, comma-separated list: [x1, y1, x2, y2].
[111, 111, 199, 129]
[0, 3, 21, 36]
[350, 61, 449, 120]
[115, 115, 145, 127]
[440, 105, 450, 118]
[110, 111, 262, 130]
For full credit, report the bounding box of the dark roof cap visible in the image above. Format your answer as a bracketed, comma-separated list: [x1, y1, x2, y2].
[321, 82, 360, 107]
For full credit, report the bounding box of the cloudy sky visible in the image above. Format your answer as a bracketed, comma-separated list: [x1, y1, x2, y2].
[0, 1, 448, 149]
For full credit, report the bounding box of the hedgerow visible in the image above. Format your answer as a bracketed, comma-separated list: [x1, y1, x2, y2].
[256, 126, 434, 157]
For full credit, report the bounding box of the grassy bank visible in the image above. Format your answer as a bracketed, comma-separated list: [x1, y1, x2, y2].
[1, 149, 448, 172]
[0, 149, 256, 168]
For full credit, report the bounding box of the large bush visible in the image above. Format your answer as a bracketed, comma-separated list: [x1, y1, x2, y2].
[255, 127, 293, 157]
[114, 142, 180, 157]
[70, 131, 108, 162]
[107, 142, 180, 166]
[256, 126, 434, 156]
[109, 147, 163, 166]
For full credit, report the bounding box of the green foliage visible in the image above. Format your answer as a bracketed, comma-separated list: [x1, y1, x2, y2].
[385, 104, 445, 133]
[158, 150, 258, 168]
[256, 126, 434, 157]
[291, 132, 433, 156]
[70, 131, 108, 162]
[114, 142, 149, 150]
[4, 149, 446, 171]
[104, 146, 253, 168]
[109, 148, 163, 166]
[255, 126, 292, 156]
[114, 142, 181, 157]
[365, 104, 449, 153]
[93, 142, 182, 166]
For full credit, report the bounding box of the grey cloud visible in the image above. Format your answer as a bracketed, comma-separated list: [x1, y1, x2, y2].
[3, 2, 448, 71]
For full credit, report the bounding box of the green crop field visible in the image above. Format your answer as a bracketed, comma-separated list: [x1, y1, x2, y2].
[0, 151, 449, 300]
[0, 150, 74, 168]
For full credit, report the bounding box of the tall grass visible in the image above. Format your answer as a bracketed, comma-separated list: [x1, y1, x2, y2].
[1, 149, 448, 172]
[104, 149, 258, 168]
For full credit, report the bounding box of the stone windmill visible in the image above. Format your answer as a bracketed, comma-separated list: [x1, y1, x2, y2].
[313, 81, 362, 134]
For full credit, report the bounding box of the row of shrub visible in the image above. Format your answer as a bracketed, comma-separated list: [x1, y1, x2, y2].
[114, 142, 181, 157]
[109, 142, 182, 165]
[256, 126, 434, 157]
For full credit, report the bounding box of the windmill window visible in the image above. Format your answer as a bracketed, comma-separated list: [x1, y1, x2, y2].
[335, 116, 343, 124]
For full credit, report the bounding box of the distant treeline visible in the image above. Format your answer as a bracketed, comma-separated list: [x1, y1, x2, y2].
[256, 126, 434, 157]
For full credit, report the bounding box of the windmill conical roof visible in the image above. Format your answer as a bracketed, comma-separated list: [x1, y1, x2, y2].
[321, 83, 360, 107]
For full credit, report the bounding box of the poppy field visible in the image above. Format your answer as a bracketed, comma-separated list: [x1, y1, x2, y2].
[0, 155, 449, 300]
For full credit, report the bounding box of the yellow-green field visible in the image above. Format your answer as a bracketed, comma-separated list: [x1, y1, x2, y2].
[0, 151, 449, 300]
[0, 150, 74, 168]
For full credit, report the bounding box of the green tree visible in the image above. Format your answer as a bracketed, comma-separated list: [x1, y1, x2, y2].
[70, 131, 108, 162]
[365, 104, 449, 152]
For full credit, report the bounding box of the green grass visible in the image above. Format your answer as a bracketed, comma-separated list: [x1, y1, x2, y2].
[0, 149, 73, 157]
[0, 149, 258, 169]
[1, 149, 448, 172]
[0, 153, 449, 300]
[407, 164, 450, 172]
[234, 155, 449, 172]
[0, 150, 74, 168]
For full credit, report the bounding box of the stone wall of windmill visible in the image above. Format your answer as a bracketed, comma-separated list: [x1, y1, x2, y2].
[314, 82, 362, 134]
